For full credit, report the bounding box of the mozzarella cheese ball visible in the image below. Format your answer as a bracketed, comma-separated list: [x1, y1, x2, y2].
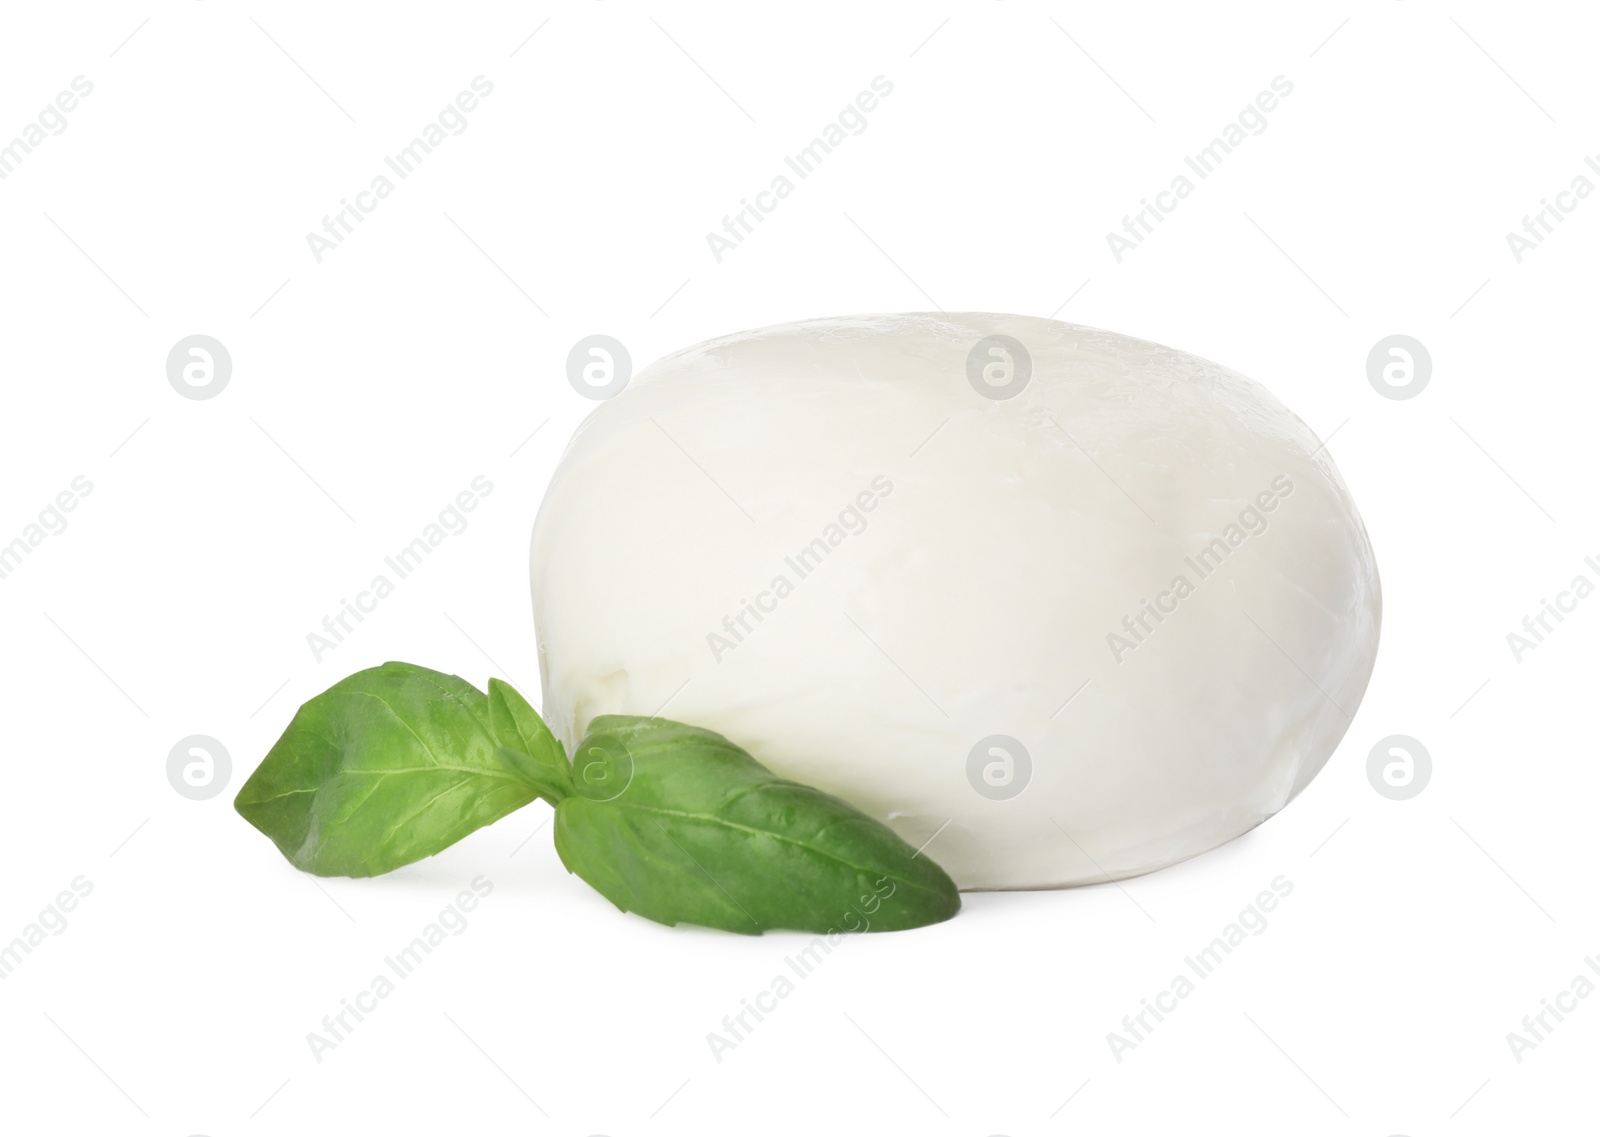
[531, 314, 1380, 889]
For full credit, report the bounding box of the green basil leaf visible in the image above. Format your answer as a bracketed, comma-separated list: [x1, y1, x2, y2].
[486, 678, 572, 803]
[553, 716, 961, 934]
[234, 662, 539, 877]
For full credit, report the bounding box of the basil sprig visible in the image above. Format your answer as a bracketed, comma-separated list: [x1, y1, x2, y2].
[235, 662, 960, 934]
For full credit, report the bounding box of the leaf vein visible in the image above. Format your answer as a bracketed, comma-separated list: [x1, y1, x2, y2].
[606, 800, 940, 896]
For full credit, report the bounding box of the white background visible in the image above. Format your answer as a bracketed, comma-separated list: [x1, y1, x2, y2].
[0, 1, 1595, 1133]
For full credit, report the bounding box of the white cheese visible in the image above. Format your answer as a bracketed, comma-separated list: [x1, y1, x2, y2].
[531, 314, 1380, 889]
